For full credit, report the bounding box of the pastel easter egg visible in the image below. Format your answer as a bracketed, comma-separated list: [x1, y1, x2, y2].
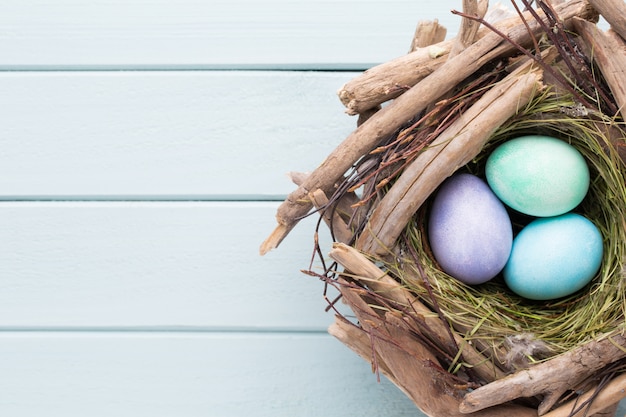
[485, 135, 590, 217]
[428, 173, 513, 285]
[504, 213, 603, 300]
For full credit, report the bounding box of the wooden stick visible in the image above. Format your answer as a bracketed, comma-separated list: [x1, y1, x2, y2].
[337, 40, 453, 115]
[357, 63, 543, 255]
[588, 0, 626, 40]
[329, 242, 506, 383]
[337, 0, 595, 116]
[332, 280, 537, 417]
[590, 403, 619, 417]
[573, 17, 626, 121]
[542, 373, 626, 417]
[356, 105, 381, 126]
[259, 0, 595, 255]
[333, 276, 445, 407]
[409, 19, 448, 52]
[341, 20, 447, 116]
[329, 246, 624, 417]
[289, 172, 361, 244]
[459, 335, 626, 415]
[449, 0, 489, 58]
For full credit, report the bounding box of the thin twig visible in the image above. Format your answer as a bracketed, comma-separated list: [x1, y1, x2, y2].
[451, 8, 594, 109]
[529, 0, 618, 115]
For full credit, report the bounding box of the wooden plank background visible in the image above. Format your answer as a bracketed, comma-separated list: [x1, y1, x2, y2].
[0, 0, 461, 69]
[0, 71, 355, 199]
[2, 1, 622, 416]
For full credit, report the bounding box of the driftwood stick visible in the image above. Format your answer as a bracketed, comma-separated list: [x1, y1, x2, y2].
[337, 40, 453, 115]
[337, 0, 594, 116]
[344, 20, 448, 117]
[449, 0, 489, 58]
[332, 279, 536, 417]
[260, 0, 595, 255]
[288, 171, 359, 212]
[342, 20, 447, 117]
[542, 372, 626, 417]
[589, 403, 619, 417]
[588, 0, 626, 40]
[459, 334, 626, 415]
[289, 172, 362, 244]
[330, 243, 448, 334]
[329, 242, 506, 383]
[409, 19, 448, 53]
[357, 63, 544, 255]
[378, 312, 537, 417]
[333, 276, 444, 406]
[573, 17, 626, 120]
[356, 105, 381, 126]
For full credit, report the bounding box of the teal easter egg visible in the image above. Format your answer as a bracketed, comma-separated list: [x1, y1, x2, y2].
[485, 135, 590, 217]
[504, 213, 603, 300]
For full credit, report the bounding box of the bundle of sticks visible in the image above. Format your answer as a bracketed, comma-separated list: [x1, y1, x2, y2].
[261, 1, 626, 416]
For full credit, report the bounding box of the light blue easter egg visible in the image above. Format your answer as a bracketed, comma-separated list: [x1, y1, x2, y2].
[504, 213, 603, 300]
[429, 173, 513, 285]
[485, 135, 590, 217]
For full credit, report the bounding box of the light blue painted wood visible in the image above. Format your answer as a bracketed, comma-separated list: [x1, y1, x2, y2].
[0, 201, 343, 330]
[0, 71, 356, 200]
[0, 332, 420, 417]
[0, 0, 462, 70]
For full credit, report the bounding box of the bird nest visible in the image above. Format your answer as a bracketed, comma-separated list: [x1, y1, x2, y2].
[261, 1, 626, 416]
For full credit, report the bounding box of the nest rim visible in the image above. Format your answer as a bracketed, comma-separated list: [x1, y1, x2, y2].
[384, 88, 626, 364]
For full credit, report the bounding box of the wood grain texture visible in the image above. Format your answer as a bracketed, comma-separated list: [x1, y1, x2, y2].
[0, 332, 418, 417]
[0, 0, 462, 69]
[0, 201, 342, 330]
[0, 71, 356, 199]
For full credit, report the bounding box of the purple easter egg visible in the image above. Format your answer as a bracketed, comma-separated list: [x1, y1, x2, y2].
[428, 173, 513, 284]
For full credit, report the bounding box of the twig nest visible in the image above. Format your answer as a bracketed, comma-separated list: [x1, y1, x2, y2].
[263, 0, 626, 415]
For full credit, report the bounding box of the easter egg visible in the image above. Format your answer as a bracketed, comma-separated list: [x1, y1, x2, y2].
[485, 135, 590, 217]
[428, 173, 513, 285]
[504, 213, 603, 300]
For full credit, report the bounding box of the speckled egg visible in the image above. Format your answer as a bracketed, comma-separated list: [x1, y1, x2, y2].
[504, 213, 603, 300]
[428, 173, 513, 285]
[485, 135, 590, 217]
